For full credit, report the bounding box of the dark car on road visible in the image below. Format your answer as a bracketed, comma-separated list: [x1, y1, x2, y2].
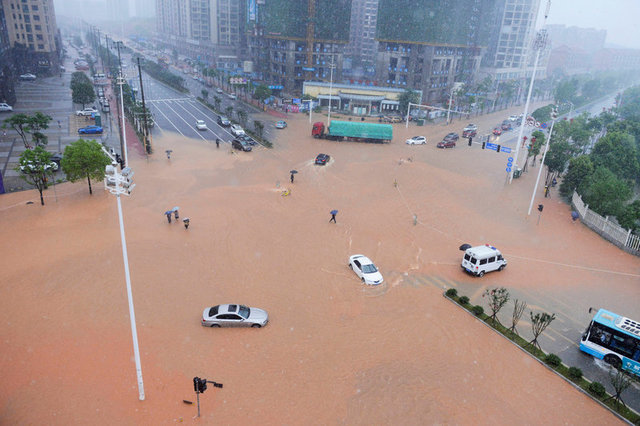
[501, 120, 512, 131]
[237, 134, 257, 146]
[78, 125, 104, 134]
[315, 153, 330, 165]
[217, 115, 231, 126]
[232, 138, 252, 152]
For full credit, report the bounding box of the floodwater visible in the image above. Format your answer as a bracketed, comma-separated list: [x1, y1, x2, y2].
[1, 105, 636, 424]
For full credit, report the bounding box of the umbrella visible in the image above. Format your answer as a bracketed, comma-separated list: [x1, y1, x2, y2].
[164, 210, 173, 216]
[172, 206, 180, 212]
[330, 210, 338, 215]
[571, 211, 579, 221]
[459, 243, 472, 251]
[290, 170, 298, 174]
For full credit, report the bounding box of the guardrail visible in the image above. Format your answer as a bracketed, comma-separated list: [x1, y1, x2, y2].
[572, 191, 640, 256]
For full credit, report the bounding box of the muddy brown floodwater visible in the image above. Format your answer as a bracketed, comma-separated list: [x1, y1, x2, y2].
[1, 105, 636, 425]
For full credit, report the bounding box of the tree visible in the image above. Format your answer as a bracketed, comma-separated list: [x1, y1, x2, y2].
[531, 104, 555, 123]
[201, 89, 208, 100]
[559, 155, 594, 199]
[61, 139, 112, 195]
[617, 86, 640, 122]
[212, 96, 221, 112]
[482, 287, 510, 326]
[528, 311, 556, 351]
[509, 299, 527, 336]
[590, 131, 640, 183]
[545, 139, 574, 184]
[616, 200, 640, 232]
[225, 106, 234, 121]
[530, 130, 546, 166]
[72, 82, 96, 108]
[254, 120, 265, 140]
[583, 166, 632, 217]
[554, 78, 578, 104]
[606, 370, 632, 409]
[2, 112, 52, 148]
[237, 109, 248, 127]
[254, 84, 272, 102]
[398, 89, 420, 116]
[14, 146, 57, 205]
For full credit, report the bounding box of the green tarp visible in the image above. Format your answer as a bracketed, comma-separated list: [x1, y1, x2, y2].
[328, 121, 393, 141]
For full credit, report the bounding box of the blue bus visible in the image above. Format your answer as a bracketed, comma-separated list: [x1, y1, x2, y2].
[580, 309, 640, 377]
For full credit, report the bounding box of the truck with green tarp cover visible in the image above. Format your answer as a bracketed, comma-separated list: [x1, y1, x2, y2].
[311, 121, 393, 143]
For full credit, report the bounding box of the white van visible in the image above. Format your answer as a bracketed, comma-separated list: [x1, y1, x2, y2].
[461, 245, 507, 277]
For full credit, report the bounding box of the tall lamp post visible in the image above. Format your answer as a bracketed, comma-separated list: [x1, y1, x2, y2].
[103, 154, 145, 401]
[327, 54, 335, 127]
[509, 0, 551, 184]
[527, 106, 558, 215]
[114, 40, 128, 167]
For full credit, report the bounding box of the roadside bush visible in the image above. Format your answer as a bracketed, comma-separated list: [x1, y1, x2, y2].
[544, 353, 562, 368]
[568, 367, 583, 380]
[588, 381, 606, 398]
[458, 296, 470, 305]
[445, 288, 458, 298]
[472, 305, 484, 316]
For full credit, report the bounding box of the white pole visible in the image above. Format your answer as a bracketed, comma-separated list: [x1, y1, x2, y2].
[527, 113, 556, 216]
[446, 90, 453, 125]
[119, 74, 128, 167]
[509, 44, 543, 184]
[405, 102, 413, 128]
[116, 192, 145, 400]
[327, 56, 334, 127]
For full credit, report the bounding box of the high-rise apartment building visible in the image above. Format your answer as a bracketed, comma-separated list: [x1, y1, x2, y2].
[247, 0, 352, 94]
[155, 0, 245, 66]
[0, 2, 16, 104]
[375, 0, 495, 104]
[1, 0, 61, 75]
[346, 0, 378, 72]
[480, 0, 542, 82]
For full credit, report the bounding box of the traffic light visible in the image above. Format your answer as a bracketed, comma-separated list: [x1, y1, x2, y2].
[198, 378, 207, 393]
[193, 377, 200, 393]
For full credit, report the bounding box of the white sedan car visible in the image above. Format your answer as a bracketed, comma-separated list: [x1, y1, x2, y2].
[76, 107, 98, 116]
[230, 124, 245, 137]
[406, 136, 426, 145]
[348, 254, 384, 285]
[201, 304, 268, 328]
[0, 102, 13, 112]
[195, 119, 207, 130]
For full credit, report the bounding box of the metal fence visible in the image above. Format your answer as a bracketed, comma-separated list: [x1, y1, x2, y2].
[572, 192, 640, 256]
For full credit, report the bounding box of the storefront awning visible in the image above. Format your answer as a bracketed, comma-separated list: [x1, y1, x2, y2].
[338, 93, 385, 102]
[380, 100, 399, 105]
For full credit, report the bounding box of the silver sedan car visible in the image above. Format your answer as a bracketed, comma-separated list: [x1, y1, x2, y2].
[201, 304, 268, 328]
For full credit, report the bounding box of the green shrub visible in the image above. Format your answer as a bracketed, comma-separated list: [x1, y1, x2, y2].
[568, 367, 583, 380]
[459, 296, 470, 305]
[445, 288, 458, 298]
[472, 305, 484, 316]
[588, 381, 606, 398]
[544, 353, 562, 367]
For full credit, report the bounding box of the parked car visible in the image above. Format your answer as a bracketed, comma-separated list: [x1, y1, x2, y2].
[50, 153, 63, 166]
[275, 120, 287, 129]
[462, 124, 478, 138]
[443, 132, 459, 142]
[217, 115, 231, 127]
[195, 120, 208, 130]
[508, 114, 522, 122]
[19, 73, 36, 81]
[315, 153, 330, 165]
[230, 124, 245, 136]
[232, 138, 252, 152]
[76, 107, 98, 116]
[237, 134, 257, 146]
[227, 93, 237, 100]
[348, 254, 384, 285]
[437, 138, 456, 148]
[78, 125, 104, 134]
[500, 120, 512, 131]
[381, 115, 402, 123]
[0, 102, 13, 112]
[216, 88, 224, 94]
[492, 127, 502, 136]
[405, 136, 427, 145]
[201, 304, 268, 328]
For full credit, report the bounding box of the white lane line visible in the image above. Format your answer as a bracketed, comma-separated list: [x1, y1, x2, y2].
[152, 100, 188, 137]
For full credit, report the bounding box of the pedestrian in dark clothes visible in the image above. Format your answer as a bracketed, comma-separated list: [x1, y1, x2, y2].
[165, 211, 172, 223]
[290, 172, 294, 183]
[216, 138, 220, 148]
[174, 208, 179, 220]
[183, 218, 190, 229]
[329, 212, 337, 223]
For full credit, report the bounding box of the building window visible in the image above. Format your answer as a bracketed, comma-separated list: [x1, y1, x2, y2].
[33, 14, 40, 21]
[38, 44, 44, 50]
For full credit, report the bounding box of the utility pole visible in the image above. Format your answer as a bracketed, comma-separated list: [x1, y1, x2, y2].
[114, 40, 127, 167]
[137, 57, 152, 155]
[327, 54, 335, 127]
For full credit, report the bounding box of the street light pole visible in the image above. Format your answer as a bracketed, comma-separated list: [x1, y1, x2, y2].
[103, 161, 144, 400]
[327, 55, 335, 127]
[527, 107, 557, 216]
[509, 0, 550, 184]
[446, 90, 454, 125]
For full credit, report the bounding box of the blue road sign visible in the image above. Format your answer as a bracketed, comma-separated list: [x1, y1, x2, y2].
[508, 157, 514, 162]
[506, 167, 512, 172]
[501, 146, 512, 153]
[486, 142, 497, 151]
[541, 122, 548, 129]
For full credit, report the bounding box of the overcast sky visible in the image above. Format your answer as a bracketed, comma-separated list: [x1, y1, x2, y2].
[538, 0, 640, 49]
